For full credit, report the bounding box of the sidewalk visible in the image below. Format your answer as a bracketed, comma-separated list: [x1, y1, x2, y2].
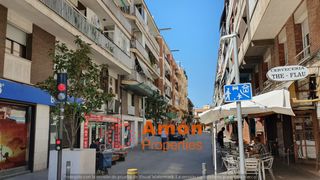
[4, 170, 48, 180]
[189, 158, 320, 180]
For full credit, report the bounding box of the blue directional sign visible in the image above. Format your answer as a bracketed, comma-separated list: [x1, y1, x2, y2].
[224, 83, 253, 102]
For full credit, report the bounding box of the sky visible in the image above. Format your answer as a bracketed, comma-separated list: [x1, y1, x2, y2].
[145, 0, 224, 108]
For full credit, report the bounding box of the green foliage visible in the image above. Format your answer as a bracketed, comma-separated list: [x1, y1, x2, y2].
[38, 36, 113, 149]
[145, 91, 167, 124]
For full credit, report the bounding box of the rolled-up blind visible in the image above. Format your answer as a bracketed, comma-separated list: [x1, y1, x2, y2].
[6, 24, 27, 46]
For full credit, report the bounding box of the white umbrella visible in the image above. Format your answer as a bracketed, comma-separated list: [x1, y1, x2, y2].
[200, 89, 294, 124]
[200, 89, 295, 175]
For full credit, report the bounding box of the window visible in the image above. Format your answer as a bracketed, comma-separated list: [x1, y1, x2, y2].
[5, 38, 26, 58]
[131, 94, 135, 106]
[6, 24, 28, 59]
[140, 98, 144, 109]
[301, 18, 310, 56]
[284, 42, 288, 65]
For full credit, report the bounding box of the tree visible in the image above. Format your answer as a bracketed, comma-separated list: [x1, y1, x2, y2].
[145, 91, 168, 125]
[38, 36, 113, 149]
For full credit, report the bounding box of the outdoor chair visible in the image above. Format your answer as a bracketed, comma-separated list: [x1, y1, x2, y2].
[222, 156, 239, 177]
[245, 158, 262, 180]
[261, 156, 275, 180]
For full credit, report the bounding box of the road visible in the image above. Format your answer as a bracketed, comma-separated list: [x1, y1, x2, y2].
[106, 133, 214, 178]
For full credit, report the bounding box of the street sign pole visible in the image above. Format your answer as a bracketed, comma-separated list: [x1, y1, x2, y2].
[232, 35, 245, 180]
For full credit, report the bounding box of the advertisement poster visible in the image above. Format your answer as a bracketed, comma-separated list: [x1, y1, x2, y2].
[0, 105, 28, 171]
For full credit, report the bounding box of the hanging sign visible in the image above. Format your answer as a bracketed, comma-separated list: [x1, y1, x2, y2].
[267, 65, 309, 81]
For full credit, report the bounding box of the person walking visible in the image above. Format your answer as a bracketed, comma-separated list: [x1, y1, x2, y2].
[161, 128, 168, 151]
[217, 127, 225, 148]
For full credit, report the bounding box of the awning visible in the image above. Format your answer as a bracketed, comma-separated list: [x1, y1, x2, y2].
[136, 57, 152, 79]
[200, 89, 295, 125]
[122, 81, 154, 97]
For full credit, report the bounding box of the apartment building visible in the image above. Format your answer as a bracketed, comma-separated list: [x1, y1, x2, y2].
[0, 0, 135, 175]
[0, 0, 189, 176]
[214, 0, 320, 167]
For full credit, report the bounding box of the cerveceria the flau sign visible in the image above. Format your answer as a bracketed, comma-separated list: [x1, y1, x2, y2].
[267, 65, 309, 81]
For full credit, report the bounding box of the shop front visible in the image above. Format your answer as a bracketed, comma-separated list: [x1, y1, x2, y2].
[292, 111, 317, 161]
[0, 78, 52, 176]
[83, 114, 122, 149]
[290, 76, 320, 166]
[0, 103, 31, 172]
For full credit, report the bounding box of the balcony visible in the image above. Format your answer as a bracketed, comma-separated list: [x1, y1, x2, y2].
[165, 89, 172, 99]
[40, 0, 132, 69]
[145, 80, 159, 92]
[131, 39, 148, 60]
[250, 0, 302, 40]
[4, 53, 31, 84]
[123, 7, 160, 55]
[134, 7, 148, 31]
[296, 45, 311, 64]
[164, 57, 171, 70]
[101, 0, 132, 33]
[127, 71, 146, 83]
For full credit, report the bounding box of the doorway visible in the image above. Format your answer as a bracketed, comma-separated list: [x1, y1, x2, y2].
[292, 114, 316, 160]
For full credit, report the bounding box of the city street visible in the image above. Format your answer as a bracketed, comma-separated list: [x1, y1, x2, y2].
[107, 133, 214, 177]
[2, 0, 320, 179]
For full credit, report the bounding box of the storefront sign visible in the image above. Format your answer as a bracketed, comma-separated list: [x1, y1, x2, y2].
[0, 79, 54, 106]
[267, 65, 309, 81]
[83, 120, 89, 148]
[85, 114, 120, 123]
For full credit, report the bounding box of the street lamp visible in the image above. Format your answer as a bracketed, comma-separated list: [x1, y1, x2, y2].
[159, 28, 172, 31]
[219, 33, 245, 180]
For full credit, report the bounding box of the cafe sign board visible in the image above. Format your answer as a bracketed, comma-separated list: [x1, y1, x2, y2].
[267, 65, 309, 81]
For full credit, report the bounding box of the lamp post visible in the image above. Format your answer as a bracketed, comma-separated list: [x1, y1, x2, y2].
[220, 33, 245, 179]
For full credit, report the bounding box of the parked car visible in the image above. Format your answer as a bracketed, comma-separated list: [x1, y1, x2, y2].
[169, 130, 184, 141]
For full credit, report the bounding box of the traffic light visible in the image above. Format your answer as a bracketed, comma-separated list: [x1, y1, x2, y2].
[57, 73, 67, 102]
[56, 138, 61, 151]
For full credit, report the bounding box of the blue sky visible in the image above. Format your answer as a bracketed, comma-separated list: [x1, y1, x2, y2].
[145, 0, 224, 108]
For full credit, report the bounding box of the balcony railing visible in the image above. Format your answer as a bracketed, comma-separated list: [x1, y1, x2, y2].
[129, 7, 160, 54]
[127, 71, 146, 83]
[145, 80, 158, 92]
[296, 45, 311, 64]
[134, 7, 148, 30]
[131, 39, 148, 60]
[102, 0, 132, 33]
[40, 0, 132, 69]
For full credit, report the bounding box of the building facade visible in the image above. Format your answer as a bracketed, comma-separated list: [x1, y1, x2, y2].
[0, 0, 189, 176]
[214, 0, 320, 167]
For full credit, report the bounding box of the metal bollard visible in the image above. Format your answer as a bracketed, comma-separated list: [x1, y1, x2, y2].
[287, 148, 290, 166]
[127, 168, 138, 180]
[66, 161, 71, 180]
[202, 163, 207, 180]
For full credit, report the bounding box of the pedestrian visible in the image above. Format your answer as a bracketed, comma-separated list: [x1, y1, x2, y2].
[253, 136, 268, 156]
[90, 138, 100, 152]
[161, 128, 168, 151]
[90, 138, 101, 173]
[217, 127, 225, 148]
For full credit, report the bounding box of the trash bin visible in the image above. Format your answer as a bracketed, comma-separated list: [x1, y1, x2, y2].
[98, 149, 113, 174]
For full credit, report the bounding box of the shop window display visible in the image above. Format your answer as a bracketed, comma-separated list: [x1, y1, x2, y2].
[0, 104, 29, 171]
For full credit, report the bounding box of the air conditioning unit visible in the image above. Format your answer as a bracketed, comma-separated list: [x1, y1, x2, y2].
[95, 104, 107, 113]
[107, 99, 120, 114]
